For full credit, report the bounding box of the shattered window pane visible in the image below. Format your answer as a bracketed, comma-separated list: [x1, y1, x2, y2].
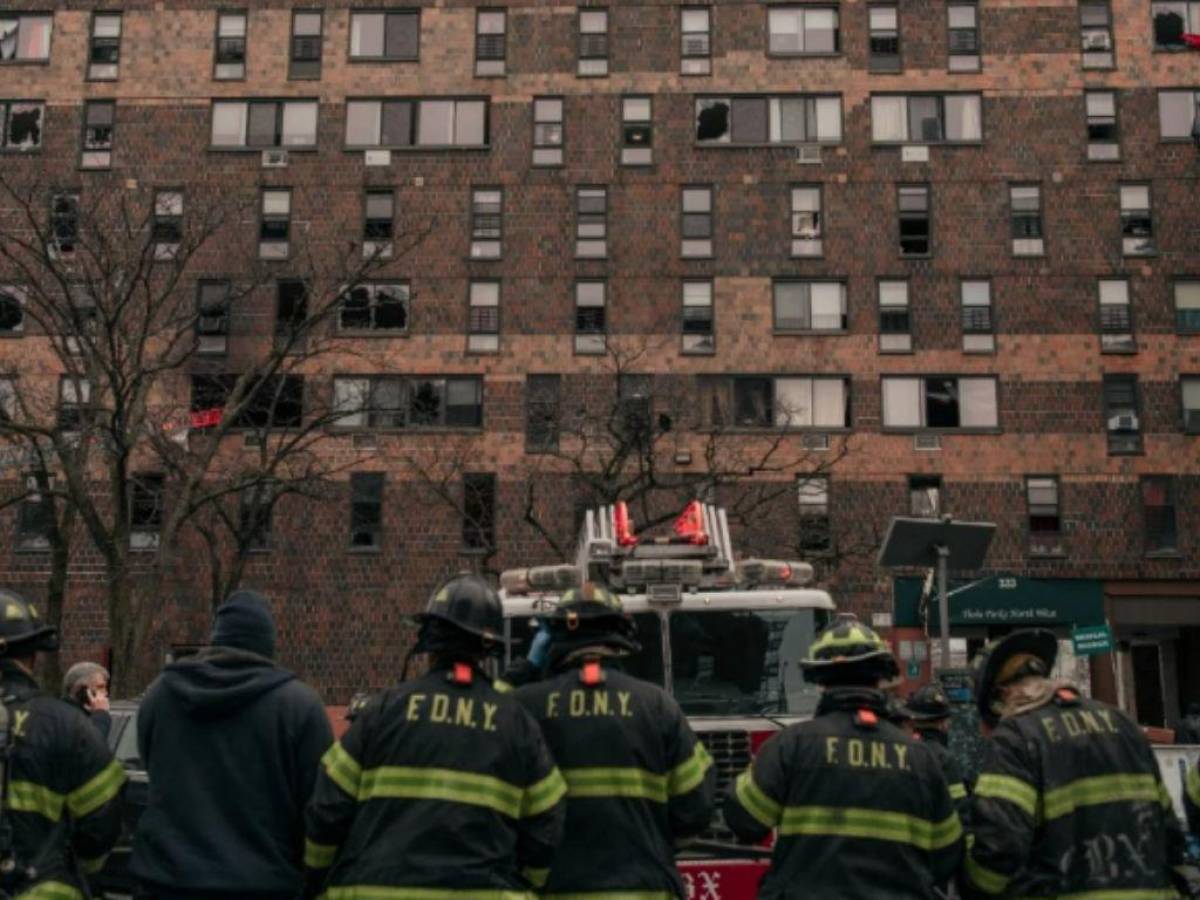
[5, 102, 44, 150]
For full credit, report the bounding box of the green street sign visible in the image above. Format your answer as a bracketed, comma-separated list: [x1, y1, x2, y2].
[1072, 623, 1113, 657]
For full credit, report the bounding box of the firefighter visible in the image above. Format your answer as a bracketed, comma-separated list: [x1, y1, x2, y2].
[514, 582, 715, 897]
[1187, 760, 1200, 837]
[904, 682, 970, 820]
[303, 574, 566, 898]
[724, 614, 962, 899]
[963, 628, 1190, 898]
[0, 587, 125, 898]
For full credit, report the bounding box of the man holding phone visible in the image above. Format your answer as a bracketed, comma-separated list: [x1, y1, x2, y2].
[63, 660, 112, 738]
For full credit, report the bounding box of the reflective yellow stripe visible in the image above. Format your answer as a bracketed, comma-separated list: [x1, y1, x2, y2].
[320, 888, 533, 899]
[522, 867, 549, 888]
[1014, 892, 1179, 900]
[975, 772, 1039, 819]
[323, 742, 363, 798]
[7, 780, 65, 822]
[668, 741, 713, 797]
[734, 768, 781, 829]
[79, 853, 109, 875]
[1043, 773, 1161, 821]
[493, 679, 514, 694]
[561, 767, 667, 803]
[522, 768, 566, 817]
[14, 882, 85, 900]
[66, 759, 126, 818]
[949, 782, 968, 800]
[964, 853, 1010, 895]
[305, 838, 338, 868]
[1187, 766, 1200, 808]
[779, 806, 962, 851]
[542, 894, 674, 899]
[359, 767, 524, 818]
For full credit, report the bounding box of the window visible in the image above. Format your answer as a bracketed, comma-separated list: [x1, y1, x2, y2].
[868, 4, 900, 71]
[574, 186, 607, 258]
[1026, 476, 1063, 556]
[470, 188, 502, 259]
[475, 10, 505, 76]
[575, 281, 606, 354]
[259, 189, 291, 260]
[578, 9, 608, 77]
[88, 13, 121, 80]
[681, 7, 711, 75]
[525, 374, 561, 453]
[214, 11, 247, 79]
[1158, 90, 1200, 139]
[16, 475, 52, 551]
[1182, 375, 1200, 433]
[1098, 279, 1134, 353]
[0, 101, 44, 150]
[196, 280, 230, 355]
[1153, 2, 1200, 50]
[878, 280, 911, 352]
[0, 376, 15, 420]
[333, 376, 483, 429]
[238, 482, 273, 551]
[909, 475, 941, 518]
[462, 472, 496, 551]
[947, 2, 979, 71]
[289, 10, 322, 80]
[0, 14, 51, 62]
[682, 280, 714, 354]
[774, 281, 846, 333]
[898, 185, 930, 257]
[190, 375, 304, 430]
[350, 11, 419, 60]
[881, 376, 999, 429]
[0, 284, 25, 335]
[1175, 281, 1200, 333]
[152, 191, 183, 260]
[1141, 476, 1178, 555]
[768, 7, 839, 55]
[80, 100, 114, 169]
[791, 185, 822, 257]
[621, 97, 652, 166]
[211, 100, 318, 149]
[695, 95, 843, 144]
[705, 376, 849, 429]
[129, 473, 164, 551]
[349, 473, 384, 549]
[1119, 184, 1154, 256]
[65, 284, 96, 354]
[797, 477, 831, 553]
[275, 279, 308, 344]
[468, 281, 500, 353]
[1103, 374, 1142, 455]
[681, 186, 713, 258]
[339, 282, 409, 332]
[961, 280, 994, 352]
[363, 190, 394, 258]
[57, 376, 92, 433]
[1010, 184, 1043, 256]
[344, 98, 487, 148]
[533, 97, 564, 165]
[1080, 0, 1114, 68]
[870, 94, 982, 143]
[50, 191, 79, 257]
[1086, 91, 1119, 160]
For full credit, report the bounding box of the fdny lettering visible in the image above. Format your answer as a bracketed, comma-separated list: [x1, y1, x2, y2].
[824, 736, 910, 771]
[405, 692, 498, 732]
[546, 689, 633, 720]
[1039, 708, 1119, 743]
[12, 710, 28, 738]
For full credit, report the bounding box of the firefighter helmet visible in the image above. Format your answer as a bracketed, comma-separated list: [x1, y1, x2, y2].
[0, 588, 58, 657]
[801, 615, 899, 686]
[973, 628, 1057, 726]
[419, 574, 505, 646]
[546, 581, 638, 655]
[551, 582, 626, 627]
[905, 682, 953, 722]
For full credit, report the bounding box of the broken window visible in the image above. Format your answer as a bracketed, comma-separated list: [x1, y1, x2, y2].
[0, 15, 51, 62]
[338, 282, 409, 332]
[50, 192, 80, 256]
[2, 101, 44, 150]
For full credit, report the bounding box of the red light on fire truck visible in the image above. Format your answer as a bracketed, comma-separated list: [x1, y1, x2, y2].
[673, 500, 710, 546]
[500, 564, 581, 595]
[735, 559, 814, 587]
[613, 501, 638, 547]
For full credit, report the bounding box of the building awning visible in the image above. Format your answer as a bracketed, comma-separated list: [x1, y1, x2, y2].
[894, 575, 1105, 635]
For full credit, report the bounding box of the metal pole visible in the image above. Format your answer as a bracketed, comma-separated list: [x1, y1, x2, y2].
[937, 544, 951, 669]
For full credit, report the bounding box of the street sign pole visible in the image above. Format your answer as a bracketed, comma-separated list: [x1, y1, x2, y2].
[937, 544, 951, 669]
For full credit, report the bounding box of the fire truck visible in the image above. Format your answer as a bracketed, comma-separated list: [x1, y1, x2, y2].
[500, 501, 836, 900]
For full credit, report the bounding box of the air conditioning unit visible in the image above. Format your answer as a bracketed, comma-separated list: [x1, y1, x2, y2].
[914, 433, 942, 451]
[1108, 413, 1139, 431]
[803, 432, 830, 451]
[261, 149, 289, 168]
[130, 531, 160, 551]
[364, 149, 392, 167]
[362, 241, 393, 260]
[352, 433, 378, 450]
[682, 35, 709, 57]
[796, 144, 822, 164]
[1082, 32, 1112, 51]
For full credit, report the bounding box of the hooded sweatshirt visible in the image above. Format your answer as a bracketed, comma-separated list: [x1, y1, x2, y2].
[131, 646, 333, 894]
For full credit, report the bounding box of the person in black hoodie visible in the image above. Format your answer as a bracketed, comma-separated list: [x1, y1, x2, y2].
[131, 590, 334, 900]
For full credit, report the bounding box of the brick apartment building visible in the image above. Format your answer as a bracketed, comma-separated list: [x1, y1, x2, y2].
[0, 0, 1198, 718]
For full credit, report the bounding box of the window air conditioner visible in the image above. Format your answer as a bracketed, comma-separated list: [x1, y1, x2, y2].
[1108, 413, 1138, 431]
[803, 432, 830, 451]
[914, 433, 942, 451]
[262, 149, 289, 168]
[682, 35, 709, 56]
[796, 144, 821, 164]
[1082, 32, 1111, 51]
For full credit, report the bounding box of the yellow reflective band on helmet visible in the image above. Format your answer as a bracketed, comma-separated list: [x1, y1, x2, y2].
[493, 679, 514, 694]
[733, 768, 781, 829]
[561, 766, 667, 804]
[323, 742, 364, 798]
[810, 622, 887, 657]
[521, 867, 549, 888]
[14, 882, 85, 900]
[778, 806, 962, 851]
[522, 768, 567, 818]
[948, 782, 968, 801]
[358, 767, 524, 819]
[1187, 766, 1200, 808]
[320, 888, 534, 899]
[305, 838, 338, 869]
[542, 893, 674, 899]
[66, 759, 126, 818]
[964, 854, 1010, 895]
[974, 773, 1039, 819]
[79, 853, 109, 875]
[7, 781, 65, 822]
[668, 742, 713, 797]
[1043, 773, 1162, 821]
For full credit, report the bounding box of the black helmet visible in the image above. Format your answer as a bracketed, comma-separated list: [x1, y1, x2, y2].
[419, 574, 505, 646]
[973, 629, 1057, 726]
[0, 589, 58, 657]
[905, 682, 952, 723]
[546, 582, 638, 657]
[801, 615, 899, 687]
[551, 582, 626, 627]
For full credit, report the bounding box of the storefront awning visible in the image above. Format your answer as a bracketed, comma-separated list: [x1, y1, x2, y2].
[894, 576, 1105, 635]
